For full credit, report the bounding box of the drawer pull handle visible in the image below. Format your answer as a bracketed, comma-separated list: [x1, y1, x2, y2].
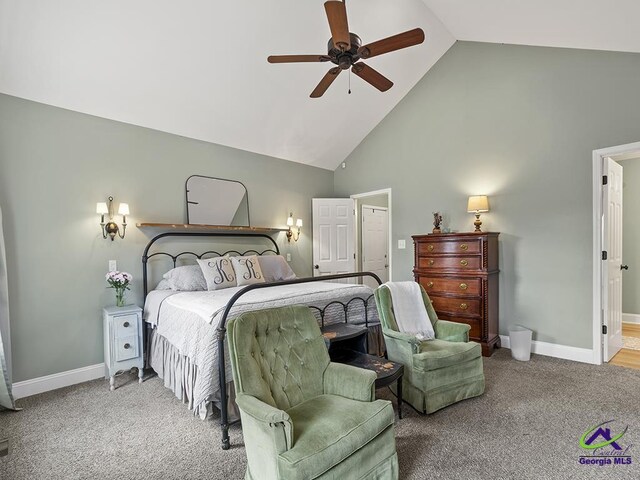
[428, 245, 435, 252]
[124, 343, 131, 349]
[428, 259, 435, 266]
[426, 281, 434, 288]
[460, 244, 468, 251]
[460, 303, 468, 310]
[460, 259, 468, 267]
[123, 322, 130, 328]
[459, 283, 468, 290]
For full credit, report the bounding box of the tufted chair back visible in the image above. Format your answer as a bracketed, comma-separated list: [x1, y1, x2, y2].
[227, 305, 330, 411]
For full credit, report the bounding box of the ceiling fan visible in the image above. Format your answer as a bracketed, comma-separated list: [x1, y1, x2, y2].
[267, 0, 425, 98]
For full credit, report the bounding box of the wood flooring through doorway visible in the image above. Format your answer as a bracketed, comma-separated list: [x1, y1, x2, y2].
[610, 323, 640, 369]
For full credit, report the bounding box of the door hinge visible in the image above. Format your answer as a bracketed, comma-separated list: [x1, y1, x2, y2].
[603, 175, 608, 185]
[353, 253, 356, 259]
[602, 251, 608, 260]
[602, 325, 608, 335]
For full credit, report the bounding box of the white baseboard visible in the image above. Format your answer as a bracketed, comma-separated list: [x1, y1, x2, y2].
[12, 363, 105, 399]
[623, 313, 640, 324]
[499, 335, 595, 364]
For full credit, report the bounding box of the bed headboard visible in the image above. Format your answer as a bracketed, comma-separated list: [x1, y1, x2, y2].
[141, 231, 280, 297]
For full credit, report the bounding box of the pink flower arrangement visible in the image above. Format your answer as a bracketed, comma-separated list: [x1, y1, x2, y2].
[106, 271, 132, 307]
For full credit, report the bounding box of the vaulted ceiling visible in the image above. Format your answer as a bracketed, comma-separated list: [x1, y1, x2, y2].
[2, 1, 640, 171]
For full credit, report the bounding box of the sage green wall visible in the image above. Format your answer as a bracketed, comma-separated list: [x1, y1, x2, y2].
[0, 94, 333, 383]
[621, 158, 640, 315]
[335, 41, 640, 349]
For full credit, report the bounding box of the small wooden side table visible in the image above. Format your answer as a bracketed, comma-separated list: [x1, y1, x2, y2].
[103, 305, 144, 391]
[321, 324, 404, 419]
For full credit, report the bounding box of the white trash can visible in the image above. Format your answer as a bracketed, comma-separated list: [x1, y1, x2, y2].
[509, 325, 532, 361]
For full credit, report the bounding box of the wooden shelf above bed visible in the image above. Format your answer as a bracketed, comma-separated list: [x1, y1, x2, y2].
[136, 222, 289, 233]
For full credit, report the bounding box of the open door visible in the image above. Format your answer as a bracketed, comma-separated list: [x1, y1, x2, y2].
[603, 157, 624, 362]
[312, 198, 355, 277]
[361, 205, 389, 289]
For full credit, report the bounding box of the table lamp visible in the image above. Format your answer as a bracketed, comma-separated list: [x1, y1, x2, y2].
[467, 195, 489, 232]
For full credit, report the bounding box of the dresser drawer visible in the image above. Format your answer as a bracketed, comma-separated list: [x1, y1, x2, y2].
[419, 277, 482, 296]
[418, 256, 482, 271]
[430, 295, 482, 317]
[115, 335, 139, 362]
[438, 314, 482, 340]
[418, 239, 481, 255]
[114, 314, 139, 339]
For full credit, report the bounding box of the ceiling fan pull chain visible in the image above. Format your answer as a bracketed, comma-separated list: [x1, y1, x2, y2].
[348, 69, 351, 94]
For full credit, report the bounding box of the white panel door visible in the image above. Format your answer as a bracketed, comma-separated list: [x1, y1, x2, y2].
[603, 157, 624, 362]
[312, 198, 355, 277]
[361, 205, 389, 289]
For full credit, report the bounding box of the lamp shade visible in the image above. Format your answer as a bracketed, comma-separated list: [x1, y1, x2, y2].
[286, 216, 294, 227]
[118, 203, 130, 216]
[467, 195, 489, 213]
[295, 218, 303, 228]
[96, 202, 108, 215]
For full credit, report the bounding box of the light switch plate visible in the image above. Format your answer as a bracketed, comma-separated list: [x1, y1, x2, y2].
[398, 240, 406, 249]
[109, 260, 117, 272]
[286, 253, 292, 262]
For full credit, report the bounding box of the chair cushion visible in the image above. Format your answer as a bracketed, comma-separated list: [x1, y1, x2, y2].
[413, 339, 482, 371]
[278, 394, 394, 480]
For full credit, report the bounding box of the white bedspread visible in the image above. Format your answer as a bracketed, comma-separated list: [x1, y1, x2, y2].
[165, 282, 369, 325]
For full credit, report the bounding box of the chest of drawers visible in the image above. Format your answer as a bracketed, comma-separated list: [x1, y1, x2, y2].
[413, 232, 500, 356]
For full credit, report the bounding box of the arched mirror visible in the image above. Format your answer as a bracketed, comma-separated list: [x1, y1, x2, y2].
[185, 175, 250, 226]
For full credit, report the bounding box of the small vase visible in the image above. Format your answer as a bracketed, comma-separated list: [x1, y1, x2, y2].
[115, 288, 126, 307]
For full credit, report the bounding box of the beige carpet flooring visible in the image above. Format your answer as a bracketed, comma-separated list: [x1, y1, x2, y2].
[2, 349, 640, 480]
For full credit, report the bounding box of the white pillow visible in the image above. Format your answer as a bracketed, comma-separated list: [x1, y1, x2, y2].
[162, 265, 207, 291]
[155, 278, 172, 290]
[258, 255, 296, 283]
[197, 257, 237, 290]
[231, 255, 266, 286]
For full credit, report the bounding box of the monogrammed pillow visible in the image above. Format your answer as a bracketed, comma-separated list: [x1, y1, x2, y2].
[230, 255, 266, 286]
[197, 257, 237, 291]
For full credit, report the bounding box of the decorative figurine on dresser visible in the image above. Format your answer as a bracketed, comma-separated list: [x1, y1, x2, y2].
[103, 305, 144, 390]
[412, 232, 500, 356]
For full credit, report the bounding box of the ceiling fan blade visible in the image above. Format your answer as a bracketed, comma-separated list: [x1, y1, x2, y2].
[358, 28, 425, 59]
[267, 55, 331, 63]
[310, 67, 342, 98]
[324, 1, 350, 51]
[352, 63, 393, 92]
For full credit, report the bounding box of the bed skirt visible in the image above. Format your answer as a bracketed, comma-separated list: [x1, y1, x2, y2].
[149, 328, 239, 421]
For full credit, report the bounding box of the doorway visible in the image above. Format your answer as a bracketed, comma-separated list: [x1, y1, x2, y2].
[351, 189, 392, 289]
[593, 142, 640, 366]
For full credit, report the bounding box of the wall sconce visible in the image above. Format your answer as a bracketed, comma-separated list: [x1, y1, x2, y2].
[286, 213, 303, 243]
[97, 196, 129, 241]
[467, 195, 489, 232]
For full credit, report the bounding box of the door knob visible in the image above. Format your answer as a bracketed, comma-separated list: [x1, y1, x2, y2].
[314, 264, 319, 269]
[621, 265, 629, 270]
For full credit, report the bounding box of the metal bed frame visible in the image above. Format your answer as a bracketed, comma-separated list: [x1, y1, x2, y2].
[142, 231, 382, 450]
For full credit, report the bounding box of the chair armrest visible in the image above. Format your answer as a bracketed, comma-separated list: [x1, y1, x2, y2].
[383, 328, 421, 352]
[323, 362, 376, 402]
[235, 394, 293, 468]
[434, 320, 470, 342]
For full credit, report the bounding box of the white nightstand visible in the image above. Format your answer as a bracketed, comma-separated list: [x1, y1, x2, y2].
[103, 305, 144, 391]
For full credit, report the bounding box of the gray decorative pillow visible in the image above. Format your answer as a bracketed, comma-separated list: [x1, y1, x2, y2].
[162, 265, 207, 291]
[258, 255, 296, 283]
[231, 255, 266, 286]
[155, 278, 172, 290]
[197, 257, 237, 290]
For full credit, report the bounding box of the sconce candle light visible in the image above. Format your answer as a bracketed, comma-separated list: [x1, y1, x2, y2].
[467, 195, 489, 232]
[286, 213, 302, 242]
[97, 196, 129, 240]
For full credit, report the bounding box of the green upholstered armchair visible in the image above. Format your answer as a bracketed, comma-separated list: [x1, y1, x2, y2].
[374, 284, 485, 414]
[227, 305, 399, 480]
